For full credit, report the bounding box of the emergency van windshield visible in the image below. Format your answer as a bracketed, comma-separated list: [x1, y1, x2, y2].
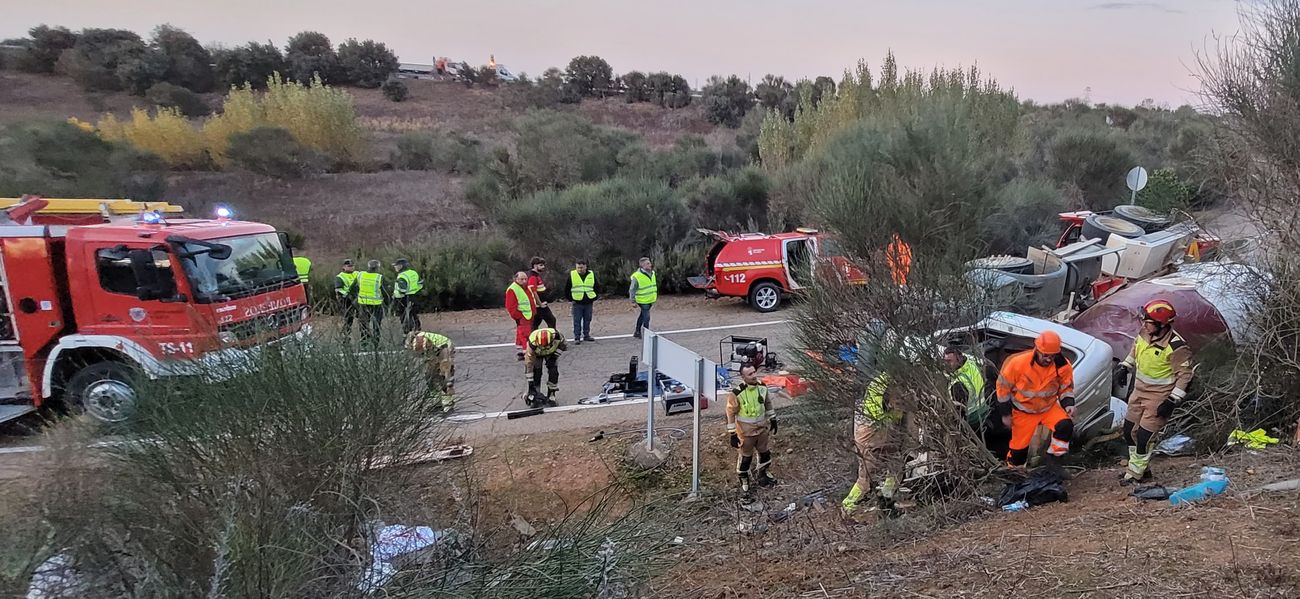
[177, 233, 297, 302]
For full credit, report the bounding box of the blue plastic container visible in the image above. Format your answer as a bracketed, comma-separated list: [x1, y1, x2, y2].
[1168, 478, 1229, 505]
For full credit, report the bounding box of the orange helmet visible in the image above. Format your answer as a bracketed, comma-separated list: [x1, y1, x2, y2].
[1035, 330, 1062, 355]
[1142, 299, 1176, 324]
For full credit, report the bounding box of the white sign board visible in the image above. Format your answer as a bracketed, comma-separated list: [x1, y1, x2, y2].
[641, 330, 718, 401]
[1126, 166, 1149, 192]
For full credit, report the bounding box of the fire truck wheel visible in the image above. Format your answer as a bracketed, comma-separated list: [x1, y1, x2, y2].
[65, 362, 139, 424]
[749, 281, 782, 313]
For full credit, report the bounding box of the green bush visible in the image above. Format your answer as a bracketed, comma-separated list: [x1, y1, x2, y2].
[390, 130, 482, 173]
[226, 126, 326, 178]
[285, 31, 339, 84]
[115, 49, 169, 95]
[499, 177, 689, 268]
[682, 166, 771, 230]
[149, 24, 215, 92]
[755, 74, 795, 117]
[1136, 168, 1194, 213]
[564, 55, 614, 97]
[0, 121, 166, 199]
[57, 28, 146, 91]
[18, 24, 77, 73]
[513, 110, 641, 191]
[145, 82, 210, 117]
[382, 77, 408, 101]
[980, 178, 1068, 254]
[646, 72, 692, 108]
[1047, 130, 1135, 209]
[212, 41, 286, 90]
[337, 38, 398, 88]
[701, 75, 755, 128]
[623, 70, 648, 102]
[526, 67, 580, 107]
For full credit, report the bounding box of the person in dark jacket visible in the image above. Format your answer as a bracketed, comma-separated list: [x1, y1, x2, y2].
[527, 257, 557, 331]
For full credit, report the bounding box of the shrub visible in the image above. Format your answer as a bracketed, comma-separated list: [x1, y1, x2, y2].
[114, 49, 169, 95]
[498, 177, 689, 267]
[1047, 130, 1135, 209]
[755, 74, 794, 114]
[682, 166, 771, 230]
[980, 178, 1068, 254]
[513, 110, 640, 191]
[623, 70, 648, 102]
[212, 41, 286, 90]
[97, 107, 208, 169]
[145, 82, 210, 117]
[1136, 168, 1194, 212]
[260, 74, 363, 162]
[201, 85, 263, 166]
[58, 28, 146, 91]
[564, 55, 614, 97]
[149, 24, 215, 92]
[701, 75, 755, 127]
[226, 126, 326, 178]
[382, 77, 409, 102]
[0, 121, 166, 199]
[391, 130, 483, 173]
[527, 67, 579, 107]
[18, 25, 77, 73]
[285, 31, 339, 84]
[337, 38, 399, 88]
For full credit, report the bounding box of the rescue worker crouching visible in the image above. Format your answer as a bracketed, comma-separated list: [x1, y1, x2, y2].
[1118, 299, 1193, 485]
[725, 364, 779, 493]
[525, 327, 566, 407]
[996, 331, 1076, 479]
[842, 371, 903, 515]
[406, 331, 455, 412]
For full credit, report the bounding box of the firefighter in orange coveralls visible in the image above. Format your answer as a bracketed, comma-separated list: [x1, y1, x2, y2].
[885, 233, 912, 287]
[996, 331, 1076, 478]
[725, 364, 779, 493]
[1118, 299, 1194, 485]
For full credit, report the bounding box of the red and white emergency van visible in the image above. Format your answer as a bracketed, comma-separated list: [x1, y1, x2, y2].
[0, 197, 311, 424]
[689, 228, 865, 312]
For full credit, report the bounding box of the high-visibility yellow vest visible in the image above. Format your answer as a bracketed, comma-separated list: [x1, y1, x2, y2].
[336, 271, 359, 296]
[395, 269, 423, 298]
[735, 384, 768, 424]
[293, 256, 312, 283]
[1135, 333, 1183, 385]
[508, 282, 532, 320]
[570, 270, 595, 301]
[407, 331, 450, 351]
[631, 271, 657, 305]
[860, 373, 901, 425]
[954, 357, 987, 424]
[357, 272, 384, 306]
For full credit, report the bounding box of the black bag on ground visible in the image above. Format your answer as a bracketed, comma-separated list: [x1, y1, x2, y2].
[998, 469, 1069, 507]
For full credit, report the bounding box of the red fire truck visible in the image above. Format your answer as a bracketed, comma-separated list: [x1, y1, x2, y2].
[689, 228, 866, 312]
[0, 197, 311, 424]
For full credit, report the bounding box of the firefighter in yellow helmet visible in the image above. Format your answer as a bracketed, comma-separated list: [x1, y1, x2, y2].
[1118, 299, 1194, 485]
[406, 331, 455, 412]
[525, 327, 566, 407]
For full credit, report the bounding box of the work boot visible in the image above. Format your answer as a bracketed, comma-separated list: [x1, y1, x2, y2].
[1120, 469, 1152, 487]
[516, 352, 524, 361]
[1043, 454, 1073, 480]
[738, 472, 751, 494]
[584, 335, 596, 342]
[756, 468, 779, 487]
[545, 389, 558, 408]
[574, 338, 583, 346]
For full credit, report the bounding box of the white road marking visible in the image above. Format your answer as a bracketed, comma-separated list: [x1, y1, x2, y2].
[455, 319, 789, 351]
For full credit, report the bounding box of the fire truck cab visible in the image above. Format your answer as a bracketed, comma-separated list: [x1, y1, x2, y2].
[0, 197, 310, 425]
[689, 228, 865, 312]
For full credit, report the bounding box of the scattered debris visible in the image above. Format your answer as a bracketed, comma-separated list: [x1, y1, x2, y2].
[526, 538, 575, 551]
[357, 524, 450, 592]
[26, 552, 85, 599]
[1155, 435, 1195, 456]
[997, 470, 1068, 508]
[510, 514, 537, 538]
[1227, 429, 1280, 450]
[1132, 485, 1173, 501]
[1169, 467, 1230, 505]
[589, 431, 605, 443]
[366, 444, 473, 470]
[1002, 500, 1029, 512]
[671, 536, 685, 545]
[742, 501, 766, 513]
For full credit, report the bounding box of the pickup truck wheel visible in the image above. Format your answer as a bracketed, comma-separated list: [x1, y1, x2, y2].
[65, 362, 139, 424]
[749, 282, 782, 313]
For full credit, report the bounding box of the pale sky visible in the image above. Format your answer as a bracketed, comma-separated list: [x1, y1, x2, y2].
[2, 0, 1243, 106]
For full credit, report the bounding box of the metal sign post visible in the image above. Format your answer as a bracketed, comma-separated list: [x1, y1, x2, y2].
[646, 332, 658, 451]
[690, 356, 704, 497]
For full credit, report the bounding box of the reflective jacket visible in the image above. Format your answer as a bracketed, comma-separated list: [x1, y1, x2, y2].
[726, 383, 773, 435]
[357, 272, 384, 306]
[335, 271, 359, 297]
[568, 270, 596, 303]
[506, 282, 532, 321]
[951, 356, 987, 425]
[394, 269, 423, 299]
[1123, 327, 1194, 398]
[996, 349, 1075, 414]
[293, 256, 312, 283]
[858, 372, 901, 426]
[630, 270, 657, 305]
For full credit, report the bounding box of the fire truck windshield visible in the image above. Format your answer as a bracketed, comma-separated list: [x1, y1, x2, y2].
[176, 232, 297, 302]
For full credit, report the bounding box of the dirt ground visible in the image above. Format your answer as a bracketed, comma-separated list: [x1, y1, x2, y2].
[420, 414, 1300, 599]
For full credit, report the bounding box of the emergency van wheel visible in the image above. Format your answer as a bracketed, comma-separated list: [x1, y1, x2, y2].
[65, 362, 139, 424]
[749, 282, 782, 313]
